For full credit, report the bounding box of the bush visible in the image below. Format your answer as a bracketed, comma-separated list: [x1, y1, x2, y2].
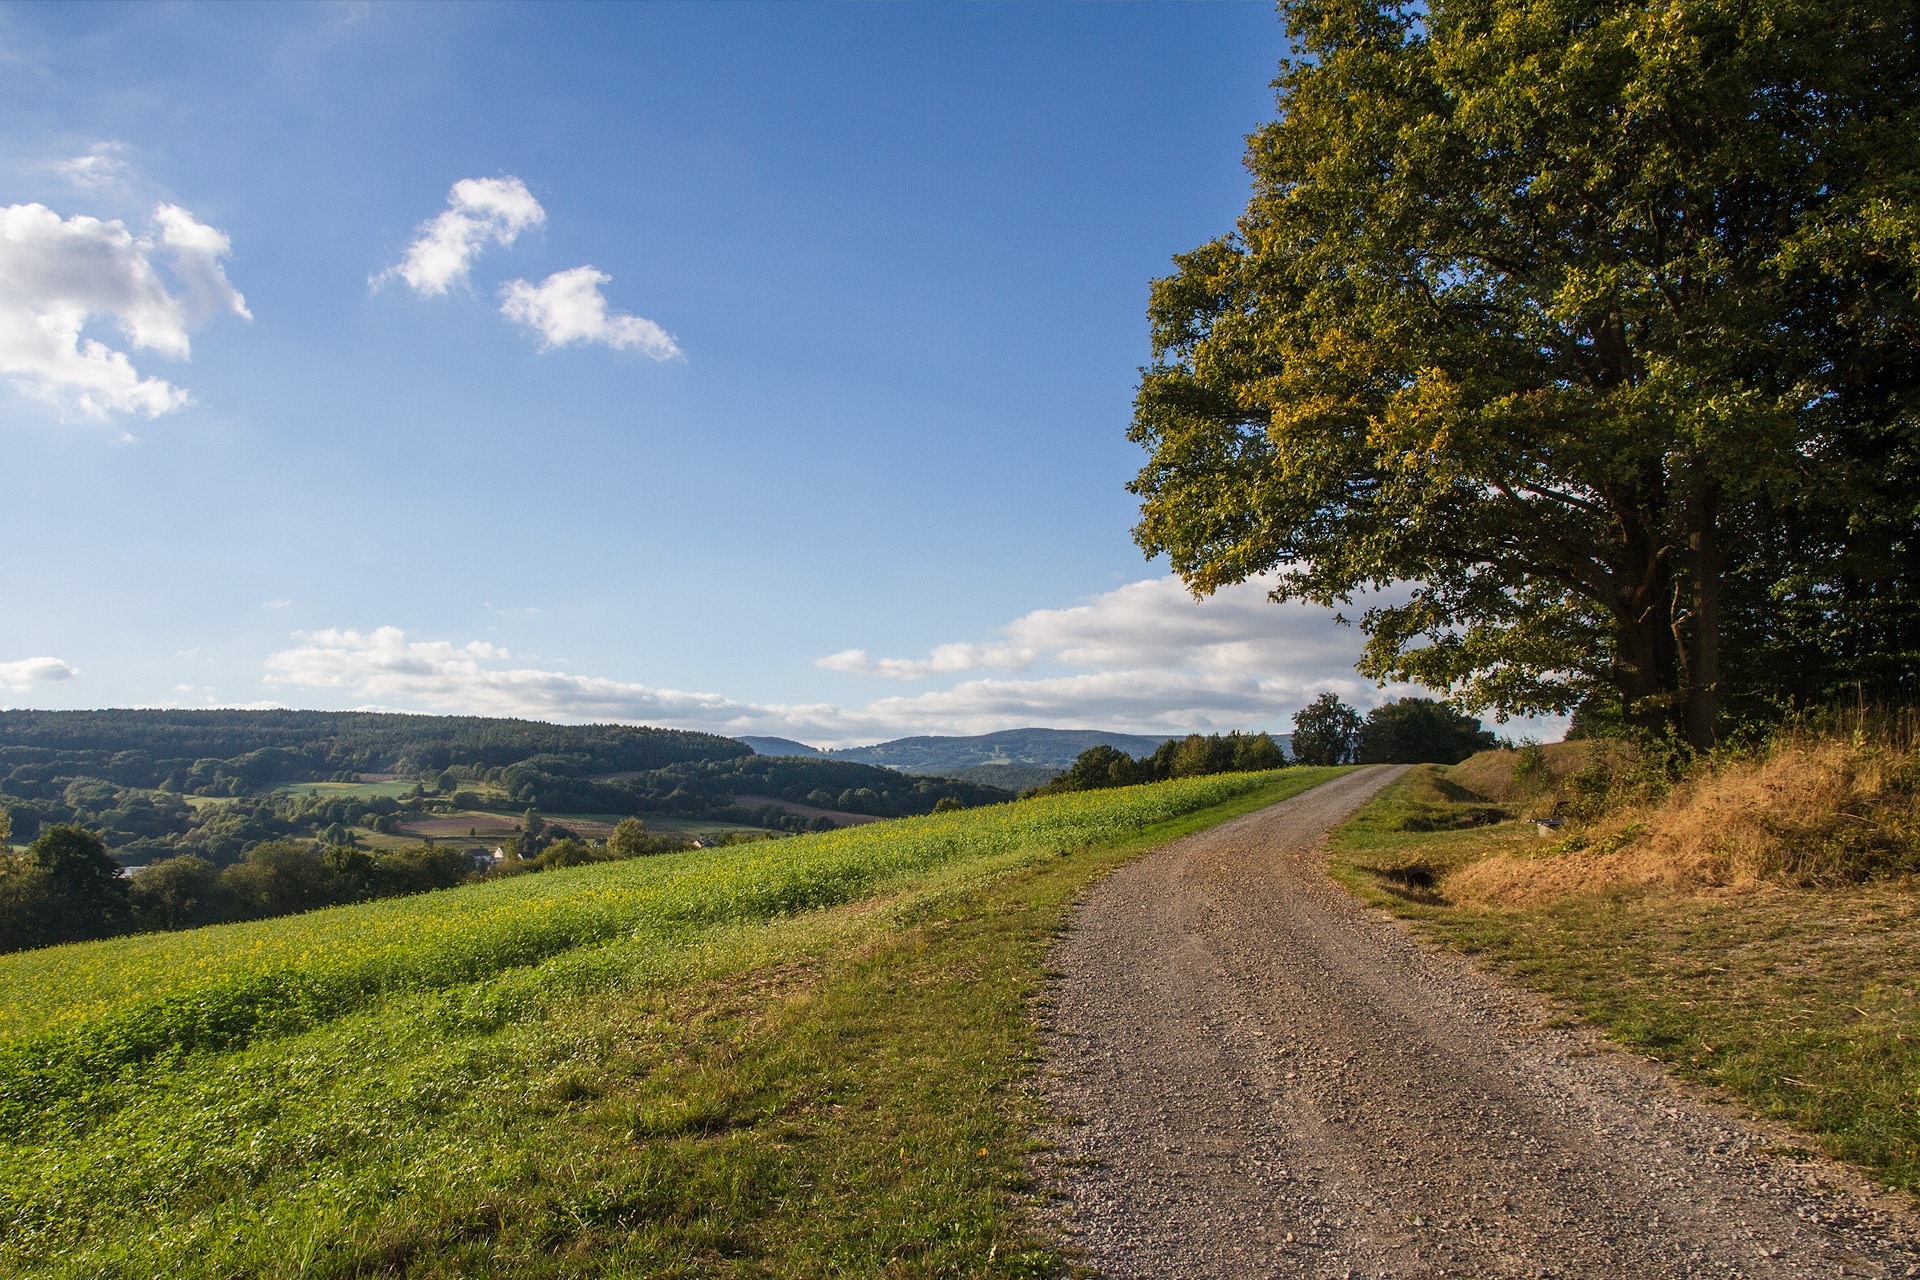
[130, 855, 229, 931]
[1356, 697, 1499, 765]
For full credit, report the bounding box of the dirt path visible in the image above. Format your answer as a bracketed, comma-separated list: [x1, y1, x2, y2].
[1037, 766, 1920, 1279]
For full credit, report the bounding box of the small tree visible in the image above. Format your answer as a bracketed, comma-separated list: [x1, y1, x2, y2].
[130, 855, 228, 931]
[1231, 732, 1288, 771]
[1291, 694, 1363, 766]
[31, 825, 133, 936]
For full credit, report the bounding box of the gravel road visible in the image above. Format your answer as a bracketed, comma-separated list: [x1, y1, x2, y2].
[1036, 766, 1920, 1278]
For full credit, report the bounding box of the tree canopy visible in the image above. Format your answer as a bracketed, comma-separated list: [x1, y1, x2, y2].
[1290, 694, 1364, 765]
[1357, 697, 1500, 765]
[1131, 0, 1920, 747]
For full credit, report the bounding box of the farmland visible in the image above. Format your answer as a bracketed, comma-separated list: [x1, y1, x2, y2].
[0, 767, 1343, 1277]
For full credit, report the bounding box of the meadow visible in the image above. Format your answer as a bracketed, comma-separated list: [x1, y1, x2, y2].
[280, 780, 423, 801]
[0, 767, 1342, 1277]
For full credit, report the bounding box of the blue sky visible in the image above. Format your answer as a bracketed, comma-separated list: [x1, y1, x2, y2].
[0, 1, 1502, 746]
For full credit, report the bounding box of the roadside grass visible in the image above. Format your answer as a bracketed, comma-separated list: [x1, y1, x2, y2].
[0, 767, 1344, 1277]
[1329, 764, 1920, 1193]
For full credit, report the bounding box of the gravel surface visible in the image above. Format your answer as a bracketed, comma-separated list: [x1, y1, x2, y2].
[1036, 766, 1920, 1279]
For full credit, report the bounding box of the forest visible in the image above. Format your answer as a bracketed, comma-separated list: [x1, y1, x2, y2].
[0, 709, 1009, 866]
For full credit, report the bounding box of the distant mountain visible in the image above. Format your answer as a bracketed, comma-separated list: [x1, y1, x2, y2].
[932, 763, 1062, 793]
[735, 735, 825, 758]
[826, 728, 1183, 773]
[737, 727, 1293, 777]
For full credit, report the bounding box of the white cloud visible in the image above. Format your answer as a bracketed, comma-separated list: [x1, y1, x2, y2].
[0, 202, 247, 418]
[260, 576, 1405, 747]
[266, 627, 773, 728]
[52, 143, 133, 191]
[822, 576, 1367, 685]
[379, 176, 545, 296]
[499, 266, 682, 358]
[0, 202, 248, 418]
[817, 642, 1033, 681]
[155, 204, 251, 326]
[0, 657, 79, 692]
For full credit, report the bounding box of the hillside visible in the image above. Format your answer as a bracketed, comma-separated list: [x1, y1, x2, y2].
[0, 708, 746, 779]
[0, 710, 1007, 865]
[0, 769, 1326, 1277]
[817, 728, 1203, 772]
[736, 735, 825, 757]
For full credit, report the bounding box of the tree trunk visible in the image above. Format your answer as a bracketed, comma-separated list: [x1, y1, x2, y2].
[1683, 480, 1722, 752]
[1612, 571, 1683, 738]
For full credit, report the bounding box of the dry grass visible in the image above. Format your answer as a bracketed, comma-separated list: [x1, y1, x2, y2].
[1450, 735, 1920, 907]
[1327, 746, 1920, 1194]
[1446, 739, 1603, 804]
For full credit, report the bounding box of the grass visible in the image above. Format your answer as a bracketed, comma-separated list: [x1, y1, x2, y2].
[279, 780, 422, 800]
[1329, 760, 1920, 1193]
[0, 767, 1344, 1277]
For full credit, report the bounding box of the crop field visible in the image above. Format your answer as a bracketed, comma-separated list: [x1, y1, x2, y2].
[0, 768, 1342, 1278]
[395, 809, 524, 839]
[279, 779, 422, 800]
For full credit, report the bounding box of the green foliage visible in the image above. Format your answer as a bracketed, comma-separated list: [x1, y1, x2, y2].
[607, 816, 678, 858]
[1356, 697, 1500, 765]
[0, 772, 1291, 1137]
[0, 768, 1334, 1278]
[1291, 693, 1364, 766]
[128, 855, 223, 932]
[1130, 0, 1920, 747]
[0, 826, 132, 952]
[1029, 731, 1289, 795]
[500, 753, 1010, 824]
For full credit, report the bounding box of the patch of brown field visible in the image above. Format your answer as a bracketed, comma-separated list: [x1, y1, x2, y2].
[396, 811, 521, 838]
[1448, 736, 1920, 908]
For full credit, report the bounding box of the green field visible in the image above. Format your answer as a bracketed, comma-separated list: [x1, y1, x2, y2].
[280, 779, 424, 800]
[0, 767, 1344, 1277]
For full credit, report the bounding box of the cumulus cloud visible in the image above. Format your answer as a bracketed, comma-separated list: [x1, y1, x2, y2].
[260, 576, 1411, 747]
[499, 266, 682, 358]
[0, 657, 79, 693]
[52, 143, 133, 191]
[265, 627, 782, 728]
[823, 577, 1368, 685]
[817, 642, 1032, 681]
[0, 202, 248, 417]
[379, 177, 544, 296]
[155, 204, 251, 326]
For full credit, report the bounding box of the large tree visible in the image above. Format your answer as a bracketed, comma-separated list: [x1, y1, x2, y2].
[1132, 0, 1920, 747]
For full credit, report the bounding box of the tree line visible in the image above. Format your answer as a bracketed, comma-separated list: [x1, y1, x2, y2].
[0, 810, 710, 955]
[1033, 698, 1497, 796]
[0, 709, 750, 797]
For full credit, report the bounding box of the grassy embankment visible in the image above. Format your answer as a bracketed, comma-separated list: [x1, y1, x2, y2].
[1329, 731, 1920, 1191]
[0, 766, 1345, 1278]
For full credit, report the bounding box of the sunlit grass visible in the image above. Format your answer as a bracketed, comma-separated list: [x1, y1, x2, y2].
[0, 768, 1343, 1277]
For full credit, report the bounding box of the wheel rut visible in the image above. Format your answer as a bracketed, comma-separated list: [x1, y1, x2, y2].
[1036, 766, 1920, 1278]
